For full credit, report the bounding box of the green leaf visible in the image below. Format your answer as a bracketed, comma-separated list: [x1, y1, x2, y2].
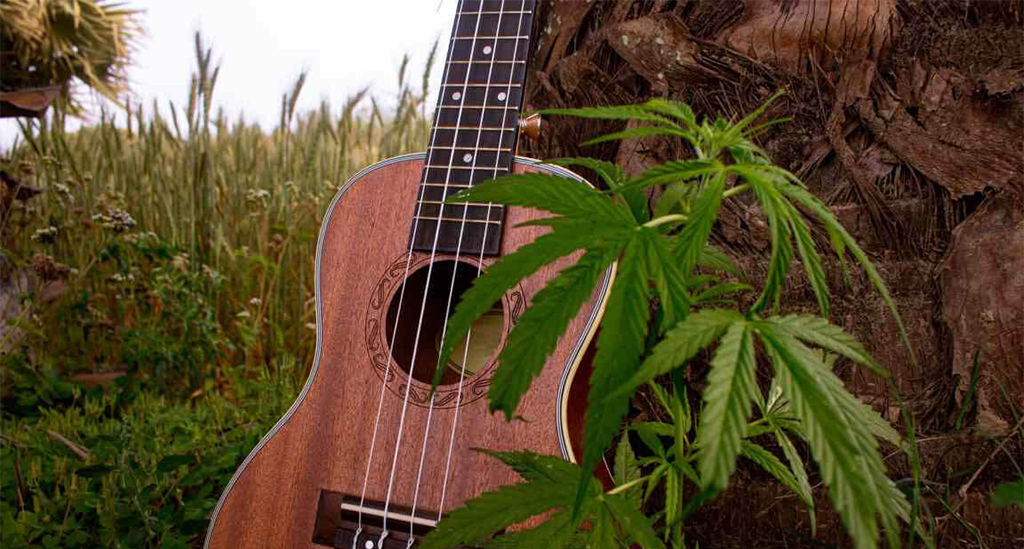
[419, 481, 576, 549]
[475, 449, 580, 487]
[576, 235, 653, 511]
[74, 464, 114, 478]
[758, 325, 905, 549]
[673, 169, 727, 277]
[740, 441, 806, 504]
[548, 157, 647, 223]
[582, 125, 691, 146]
[642, 98, 697, 131]
[723, 89, 786, 144]
[480, 511, 578, 549]
[772, 424, 816, 534]
[774, 180, 914, 365]
[537, 105, 681, 126]
[548, 157, 626, 189]
[156, 454, 195, 473]
[696, 321, 758, 489]
[618, 159, 723, 192]
[699, 244, 742, 277]
[617, 309, 743, 395]
[781, 198, 830, 316]
[603, 493, 667, 549]
[489, 245, 619, 418]
[744, 168, 794, 313]
[587, 508, 620, 549]
[633, 422, 668, 457]
[991, 478, 1024, 509]
[450, 173, 634, 226]
[614, 434, 643, 507]
[437, 222, 626, 388]
[769, 315, 885, 377]
[693, 282, 754, 304]
[644, 228, 691, 330]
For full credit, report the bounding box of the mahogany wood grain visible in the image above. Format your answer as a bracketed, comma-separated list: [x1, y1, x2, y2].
[205, 154, 605, 549]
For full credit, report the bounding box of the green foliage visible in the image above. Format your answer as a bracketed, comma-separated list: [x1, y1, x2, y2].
[1, 37, 434, 547]
[991, 477, 1024, 509]
[419, 451, 663, 549]
[2, 35, 433, 391]
[436, 93, 918, 549]
[0, 362, 299, 549]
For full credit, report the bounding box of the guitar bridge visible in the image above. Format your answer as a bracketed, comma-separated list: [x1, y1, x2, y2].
[312, 490, 477, 548]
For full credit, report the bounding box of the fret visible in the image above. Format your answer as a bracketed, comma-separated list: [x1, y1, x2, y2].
[425, 149, 513, 168]
[455, 13, 531, 37]
[437, 85, 522, 110]
[419, 184, 493, 202]
[419, 182, 474, 188]
[425, 164, 507, 171]
[435, 106, 518, 127]
[415, 215, 501, 225]
[461, 0, 534, 12]
[444, 62, 526, 86]
[429, 145, 511, 152]
[447, 60, 525, 64]
[410, 217, 503, 255]
[414, 204, 504, 224]
[410, 0, 535, 257]
[448, 39, 529, 62]
[423, 167, 507, 185]
[418, 199, 495, 207]
[458, 10, 531, 15]
[431, 128, 516, 149]
[452, 35, 530, 40]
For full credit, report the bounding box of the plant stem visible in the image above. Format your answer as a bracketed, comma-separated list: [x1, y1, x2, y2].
[607, 475, 648, 495]
[643, 214, 687, 229]
[723, 184, 749, 198]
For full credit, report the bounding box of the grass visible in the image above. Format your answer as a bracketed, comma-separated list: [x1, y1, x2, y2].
[1, 33, 434, 548]
[2, 33, 434, 381]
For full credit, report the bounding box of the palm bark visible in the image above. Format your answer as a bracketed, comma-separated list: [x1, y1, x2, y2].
[523, 1, 1023, 546]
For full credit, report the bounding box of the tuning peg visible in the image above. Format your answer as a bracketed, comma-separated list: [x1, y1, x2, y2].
[518, 113, 542, 141]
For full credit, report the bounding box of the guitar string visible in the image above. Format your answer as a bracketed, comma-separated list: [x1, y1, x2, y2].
[351, 1, 469, 545]
[434, 0, 530, 522]
[404, 2, 523, 541]
[376, 2, 486, 546]
[403, 3, 509, 544]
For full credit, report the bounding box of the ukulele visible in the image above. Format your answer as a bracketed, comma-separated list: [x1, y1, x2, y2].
[205, 1, 610, 547]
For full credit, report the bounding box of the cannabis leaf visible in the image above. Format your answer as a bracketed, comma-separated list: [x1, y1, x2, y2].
[422, 451, 663, 549]
[437, 93, 914, 549]
[696, 321, 758, 489]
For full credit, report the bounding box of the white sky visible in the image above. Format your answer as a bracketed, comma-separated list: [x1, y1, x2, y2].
[0, 0, 454, 149]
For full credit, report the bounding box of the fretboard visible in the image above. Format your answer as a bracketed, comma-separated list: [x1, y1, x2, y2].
[410, 0, 536, 257]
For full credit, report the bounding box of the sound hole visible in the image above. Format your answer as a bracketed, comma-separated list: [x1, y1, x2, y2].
[385, 260, 503, 386]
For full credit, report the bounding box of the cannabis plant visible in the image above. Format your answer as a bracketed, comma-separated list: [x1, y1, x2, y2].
[424, 93, 916, 549]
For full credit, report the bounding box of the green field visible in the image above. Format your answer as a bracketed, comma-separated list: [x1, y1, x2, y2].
[1, 47, 434, 548]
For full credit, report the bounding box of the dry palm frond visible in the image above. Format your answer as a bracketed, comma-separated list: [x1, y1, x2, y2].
[0, 0, 142, 112]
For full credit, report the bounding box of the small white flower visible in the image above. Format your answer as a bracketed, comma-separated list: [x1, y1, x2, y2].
[31, 226, 59, 243]
[171, 253, 190, 271]
[236, 310, 251, 319]
[248, 297, 262, 307]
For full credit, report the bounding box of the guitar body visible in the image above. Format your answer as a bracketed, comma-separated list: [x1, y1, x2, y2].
[205, 153, 609, 549]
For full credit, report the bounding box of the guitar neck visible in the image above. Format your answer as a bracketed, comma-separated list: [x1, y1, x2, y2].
[410, 0, 537, 257]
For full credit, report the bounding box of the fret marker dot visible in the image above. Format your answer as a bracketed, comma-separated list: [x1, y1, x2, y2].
[482, 46, 492, 55]
[463, 153, 473, 163]
[497, 92, 507, 101]
[451, 91, 462, 101]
